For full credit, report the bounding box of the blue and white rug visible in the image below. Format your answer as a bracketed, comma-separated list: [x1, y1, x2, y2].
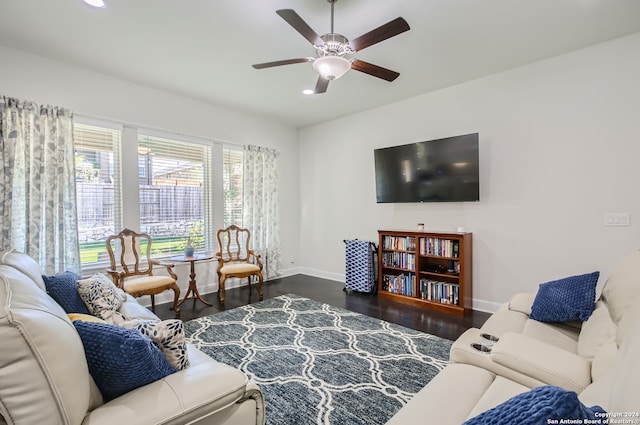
[184, 294, 452, 425]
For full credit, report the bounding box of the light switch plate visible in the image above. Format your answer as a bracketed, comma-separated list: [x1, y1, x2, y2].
[604, 212, 630, 227]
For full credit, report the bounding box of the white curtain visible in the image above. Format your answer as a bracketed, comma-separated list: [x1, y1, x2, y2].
[243, 144, 281, 279]
[0, 96, 80, 274]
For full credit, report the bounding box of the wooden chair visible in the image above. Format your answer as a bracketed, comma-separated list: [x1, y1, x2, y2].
[215, 225, 264, 304]
[105, 228, 181, 313]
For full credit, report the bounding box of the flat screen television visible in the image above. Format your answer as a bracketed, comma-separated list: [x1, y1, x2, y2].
[374, 133, 479, 203]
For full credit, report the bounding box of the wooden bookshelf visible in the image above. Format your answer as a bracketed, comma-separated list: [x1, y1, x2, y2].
[378, 230, 472, 316]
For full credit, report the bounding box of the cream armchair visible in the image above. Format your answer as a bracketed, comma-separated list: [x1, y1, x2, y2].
[105, 228, 181, 313]
[215, 225, 264, 304]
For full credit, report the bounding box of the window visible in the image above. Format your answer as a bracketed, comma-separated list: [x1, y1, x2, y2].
[138, 134, 212, 256]
[223, 147, 244, 228]
[74, 119, 244, 268]
[73, 122, 122, 268]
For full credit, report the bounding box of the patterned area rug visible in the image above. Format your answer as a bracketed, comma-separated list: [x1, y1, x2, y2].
[184, 294, 452, 425]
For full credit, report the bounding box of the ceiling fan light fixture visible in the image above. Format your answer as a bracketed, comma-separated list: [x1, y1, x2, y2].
[83, 0, 106, 8]
[312, 56, 351, 80]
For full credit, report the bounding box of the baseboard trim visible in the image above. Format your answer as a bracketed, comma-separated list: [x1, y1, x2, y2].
[295, 267, 345, 283]
[471, 299, 502, 314]
[278, 267, 301, 278]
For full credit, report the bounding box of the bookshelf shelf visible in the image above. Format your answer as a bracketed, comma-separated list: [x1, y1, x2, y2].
[378, 229, 473, 316]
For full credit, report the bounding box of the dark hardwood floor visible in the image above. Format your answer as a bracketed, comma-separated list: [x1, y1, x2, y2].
[155, 274, 491, 341]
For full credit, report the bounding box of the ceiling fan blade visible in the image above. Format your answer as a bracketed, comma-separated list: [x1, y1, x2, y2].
[252, 58, 313, 69]
[349, 17, 410, 52]
[314, 76, 330, 94]
[276, 9, 323, 46]
[351, 60, 400, 82]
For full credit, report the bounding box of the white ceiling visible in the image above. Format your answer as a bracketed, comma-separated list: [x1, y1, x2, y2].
[1, 0, 640, 128]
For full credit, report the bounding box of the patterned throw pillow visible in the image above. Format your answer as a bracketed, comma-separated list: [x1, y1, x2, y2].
[119, 319, 190, 370]
[463, 385, 605, 425]
[43, 271, 90, 314]
[530, 271, 600, 323]
[74, 321, 177, 401]
[76, 274, 127, 320]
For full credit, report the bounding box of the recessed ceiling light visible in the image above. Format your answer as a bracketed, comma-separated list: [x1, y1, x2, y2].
[84, 0, 105, 8]
[302, 89, 314, 95]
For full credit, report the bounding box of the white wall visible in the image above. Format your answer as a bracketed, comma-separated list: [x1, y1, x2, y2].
[3, 32, 640, 312]
[298, 33, 640, 311]
[0, 46, 300, 298]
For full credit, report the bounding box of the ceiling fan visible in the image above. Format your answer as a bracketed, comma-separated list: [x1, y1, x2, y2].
[252, 0, 410, 94]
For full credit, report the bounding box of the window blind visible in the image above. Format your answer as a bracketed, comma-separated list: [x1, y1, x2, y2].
[73, 122, 123, 269]
[138, 134, 212, 256]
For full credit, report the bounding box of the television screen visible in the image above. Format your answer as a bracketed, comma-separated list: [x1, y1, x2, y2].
[374, 133, 479, 203]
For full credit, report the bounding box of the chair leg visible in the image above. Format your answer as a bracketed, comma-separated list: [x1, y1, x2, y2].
[171, 283, 181, 314]
[151, 294, 156, 311]
[257, 272, 264, 300]
[219, 275, 226, 304]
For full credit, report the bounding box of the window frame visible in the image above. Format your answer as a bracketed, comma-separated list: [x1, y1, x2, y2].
[73, 117, 245, 272]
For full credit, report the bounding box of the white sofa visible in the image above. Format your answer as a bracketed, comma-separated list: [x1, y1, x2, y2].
[0, 250, 265, 425]
[387, 250, 640, 424]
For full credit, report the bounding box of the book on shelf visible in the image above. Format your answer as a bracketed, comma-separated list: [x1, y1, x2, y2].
[382, 236, 416, 252]
[418, 278, 460, 305]
[419, 238, 460, 258]
[381, 251, 415, 271]
[382, 273, 417, 297]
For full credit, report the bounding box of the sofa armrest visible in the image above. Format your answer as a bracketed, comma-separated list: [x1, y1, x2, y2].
[507, 292, 536, 315]
[82, 351, 261, 425]
[490, 332, 591, 393]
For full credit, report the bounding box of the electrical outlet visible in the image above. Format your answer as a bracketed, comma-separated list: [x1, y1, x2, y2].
[604, 213, 630, 227]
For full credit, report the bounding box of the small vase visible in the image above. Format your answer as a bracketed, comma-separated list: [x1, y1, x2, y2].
[184, 247, 195, 257]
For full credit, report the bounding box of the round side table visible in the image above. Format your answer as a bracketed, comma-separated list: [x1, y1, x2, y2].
[170, 253, 215, 307]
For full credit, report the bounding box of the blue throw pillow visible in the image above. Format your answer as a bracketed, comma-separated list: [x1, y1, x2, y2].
[74, 321, 177, 401]
[463, 386, 605, 425]
[530, 271, 599, 322]
[43, 271, 90, 315]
